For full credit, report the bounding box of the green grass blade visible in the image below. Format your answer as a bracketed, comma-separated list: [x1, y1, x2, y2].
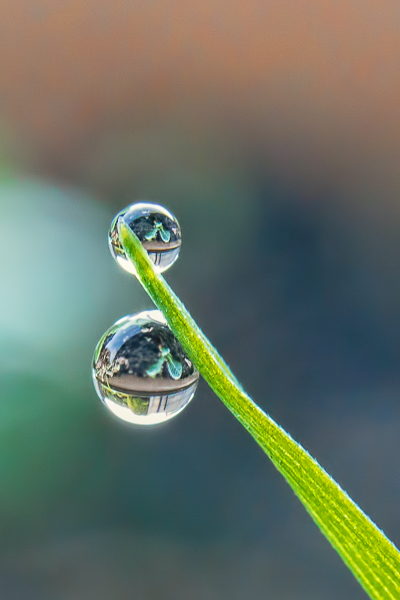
[119, 221, 400, 600]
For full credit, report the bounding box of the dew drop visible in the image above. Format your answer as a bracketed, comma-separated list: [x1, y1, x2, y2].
[92, 310, 199, 425]
[108, 202, 181, 275]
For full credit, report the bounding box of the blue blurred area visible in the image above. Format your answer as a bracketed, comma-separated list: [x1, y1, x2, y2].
[0, 167, 399, 599]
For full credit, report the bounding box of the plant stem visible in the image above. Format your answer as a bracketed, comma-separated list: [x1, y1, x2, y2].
[119, 220, 400, 600]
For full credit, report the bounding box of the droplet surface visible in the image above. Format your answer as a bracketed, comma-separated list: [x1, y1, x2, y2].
[92, 310, 199, 425]
[109, 203, 181, 275]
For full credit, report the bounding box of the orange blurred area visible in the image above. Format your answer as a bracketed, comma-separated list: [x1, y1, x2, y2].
[0, 0, 399, 201]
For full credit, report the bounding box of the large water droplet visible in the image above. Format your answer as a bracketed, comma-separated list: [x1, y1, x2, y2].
[108, 203, 181, 275]
[92, 310, 198, 425]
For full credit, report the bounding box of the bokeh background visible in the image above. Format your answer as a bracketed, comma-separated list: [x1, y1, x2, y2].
[1, 1, 400, 598]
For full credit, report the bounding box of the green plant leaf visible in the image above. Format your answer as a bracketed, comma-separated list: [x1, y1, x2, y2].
[159, 226, 171, 243]
[166, 354, 183, 380]
[119, 220, 400, 600]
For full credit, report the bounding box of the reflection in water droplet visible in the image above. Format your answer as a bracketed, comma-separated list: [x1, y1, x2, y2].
[92, 310, 198, 425]
[108, 203, 181, 275]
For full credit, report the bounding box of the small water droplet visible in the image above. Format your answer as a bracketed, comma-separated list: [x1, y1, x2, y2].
[92, 310, 199, 425]
[109, 203, 181, 275]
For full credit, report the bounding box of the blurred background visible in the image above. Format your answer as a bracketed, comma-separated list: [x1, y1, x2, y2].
[0, 1, 400, 598]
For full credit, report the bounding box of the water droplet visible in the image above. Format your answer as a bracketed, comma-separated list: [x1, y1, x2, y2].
[92, 310, 199, 425]
[108, 203, 181, 275]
